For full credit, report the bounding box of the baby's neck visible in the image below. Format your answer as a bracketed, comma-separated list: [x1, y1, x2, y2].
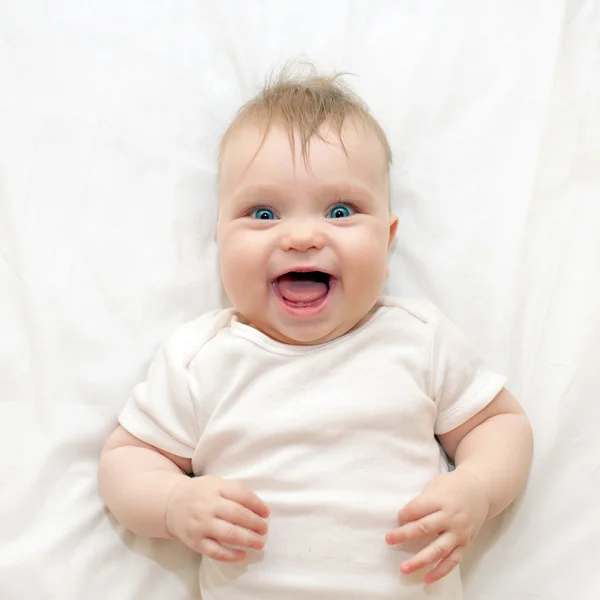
[238, 304, 381, 347]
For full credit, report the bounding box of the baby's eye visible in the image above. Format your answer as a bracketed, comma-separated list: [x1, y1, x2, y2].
[326, 204, 355, 219]
[250, 208, 278, 220]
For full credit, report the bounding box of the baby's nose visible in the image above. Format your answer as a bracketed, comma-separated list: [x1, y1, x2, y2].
[280, 225, 325, 252]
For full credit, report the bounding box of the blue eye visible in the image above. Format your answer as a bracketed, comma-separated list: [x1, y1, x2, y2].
[250, 208, 277, 220]
[327, 204, 354, 219]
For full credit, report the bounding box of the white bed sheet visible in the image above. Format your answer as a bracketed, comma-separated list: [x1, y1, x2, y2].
[0, 1, 599, 598]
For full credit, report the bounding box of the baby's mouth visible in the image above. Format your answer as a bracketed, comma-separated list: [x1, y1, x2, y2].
[273, 271, 331, 307]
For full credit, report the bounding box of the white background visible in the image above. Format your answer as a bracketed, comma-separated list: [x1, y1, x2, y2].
[0, 1, 599, 598]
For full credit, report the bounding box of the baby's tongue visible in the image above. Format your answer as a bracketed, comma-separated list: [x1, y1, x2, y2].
[277, 273, 328, 303]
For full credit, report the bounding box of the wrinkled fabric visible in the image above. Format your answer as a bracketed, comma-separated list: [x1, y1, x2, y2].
[0, 1, 598, 599]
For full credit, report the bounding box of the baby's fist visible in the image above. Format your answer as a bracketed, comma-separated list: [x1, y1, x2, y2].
[166, 475, 270, 562]
[386, 469, 489, 584]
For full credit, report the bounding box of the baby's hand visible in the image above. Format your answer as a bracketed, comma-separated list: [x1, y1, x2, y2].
[166, 475, 270, 562]
[385, 469, 489, 584]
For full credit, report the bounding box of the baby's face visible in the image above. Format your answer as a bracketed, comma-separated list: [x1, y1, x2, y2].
[217, 121, 397, 345]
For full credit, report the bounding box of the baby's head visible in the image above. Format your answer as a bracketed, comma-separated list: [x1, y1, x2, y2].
[216, 67, 398, 345]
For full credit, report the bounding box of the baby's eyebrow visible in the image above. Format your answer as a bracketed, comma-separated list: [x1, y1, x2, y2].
[326, 184, 374, 200]
[240, 183, 281, 196]
[227, 182, 378, 208]
[313, 183, 378, 207]
[229, 183, 282, 204]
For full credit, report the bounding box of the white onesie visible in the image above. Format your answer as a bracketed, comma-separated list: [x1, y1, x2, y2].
[119, 297, 506, 600]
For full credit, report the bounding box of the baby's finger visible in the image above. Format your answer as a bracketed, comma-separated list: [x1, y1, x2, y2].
[216, 499, 269, 535]
[400, 532, 457, 575]
[397, 495, 440, 524]
[220, 481, 270, 518]
[386, 512, 442, 545]
[424, 546, 465, 584]
[197, 538, 247, 562]
[209, 519, 266, 551]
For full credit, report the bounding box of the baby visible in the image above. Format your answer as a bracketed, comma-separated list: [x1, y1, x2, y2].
[99, 69, 533, 600]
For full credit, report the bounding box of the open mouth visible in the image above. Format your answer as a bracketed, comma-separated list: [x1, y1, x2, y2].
[272, 271, 334, 312]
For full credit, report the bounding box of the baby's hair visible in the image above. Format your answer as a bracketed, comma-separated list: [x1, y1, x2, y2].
[218, 61, 392, 171]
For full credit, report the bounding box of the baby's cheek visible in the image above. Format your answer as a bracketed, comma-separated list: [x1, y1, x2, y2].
[349, 239, 387, 275]
[344, 249, 387, 303]
[221, 250, 252, 300]
[221, 234, 256, 273]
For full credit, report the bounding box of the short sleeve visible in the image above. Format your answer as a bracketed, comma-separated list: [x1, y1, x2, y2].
[118, 309, 234, 456]
[429, 308, 506, 435]
[118, 337, 199, 458]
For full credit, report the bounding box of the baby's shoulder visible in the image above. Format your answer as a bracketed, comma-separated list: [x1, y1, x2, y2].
[379, 296, 441, 327]
[162, 307, 236, 368]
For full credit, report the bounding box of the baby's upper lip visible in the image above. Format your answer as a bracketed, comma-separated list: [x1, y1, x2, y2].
[273, 266, 337, 279]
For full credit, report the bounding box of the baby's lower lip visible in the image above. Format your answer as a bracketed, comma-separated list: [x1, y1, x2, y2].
[272, 279, 337, 316]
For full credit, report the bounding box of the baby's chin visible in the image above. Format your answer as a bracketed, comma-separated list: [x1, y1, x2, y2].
[252, 317, 354, 347]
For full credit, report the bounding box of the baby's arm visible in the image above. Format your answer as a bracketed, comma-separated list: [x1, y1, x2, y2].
[98, 426, 270, 561]
[98, 426, 193, 538]
[386, 388, 533, 583]
[438, 387, 533, 519]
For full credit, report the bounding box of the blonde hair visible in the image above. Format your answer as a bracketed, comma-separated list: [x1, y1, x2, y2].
[218, 63, 392, 170]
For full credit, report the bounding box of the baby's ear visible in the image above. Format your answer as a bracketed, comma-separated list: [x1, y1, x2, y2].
[388, 215, 399, 250]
